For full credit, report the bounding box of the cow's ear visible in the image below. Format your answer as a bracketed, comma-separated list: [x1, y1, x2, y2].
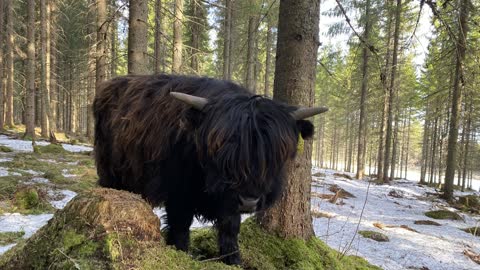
[296, 120, 314, 139]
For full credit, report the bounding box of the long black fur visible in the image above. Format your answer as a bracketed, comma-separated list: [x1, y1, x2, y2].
[93, 74, 314, 265]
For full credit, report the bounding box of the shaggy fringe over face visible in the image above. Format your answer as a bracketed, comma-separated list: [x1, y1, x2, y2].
[197, 95, 299, 192]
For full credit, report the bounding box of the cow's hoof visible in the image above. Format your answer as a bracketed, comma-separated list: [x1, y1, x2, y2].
[222, 254, 241, 265]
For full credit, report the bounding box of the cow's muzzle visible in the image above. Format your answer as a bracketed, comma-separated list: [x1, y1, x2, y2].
[238, 195, 260, 213]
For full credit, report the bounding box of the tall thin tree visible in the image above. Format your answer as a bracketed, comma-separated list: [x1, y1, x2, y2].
[25, 0, 36, 139]
[443, 0, 469, 200]
[172, 0, 184, 73]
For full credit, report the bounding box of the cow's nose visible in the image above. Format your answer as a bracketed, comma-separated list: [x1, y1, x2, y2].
[239, 195, 259, 207]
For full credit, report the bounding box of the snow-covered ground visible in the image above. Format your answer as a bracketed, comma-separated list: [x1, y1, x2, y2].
[312, 168, 480, 270]
[0, 135, 479, 269]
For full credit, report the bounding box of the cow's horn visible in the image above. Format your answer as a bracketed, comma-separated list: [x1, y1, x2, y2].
[291, 106, 329, 120]
[170, 92, 208, 110]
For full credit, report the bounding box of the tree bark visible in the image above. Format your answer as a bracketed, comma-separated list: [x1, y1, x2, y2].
[25, 0, 36, 139]
[154, 0, 164, 73]
[257, 0, 320, 240]
[443, 0, 469, 201]
[356, 0, 371, 179]
[172, 0, 184, 73]
[128, 0, 148, 74]
[461, 97, 472, 191]
[50, 2, 58, 135]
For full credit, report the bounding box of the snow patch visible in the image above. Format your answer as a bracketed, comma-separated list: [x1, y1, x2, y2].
[25, 177, 50, 185]
[61, 144, 92, 153]
[0, 213, 53, 255]
[0, 157, 13, 163]
[312, 168, 480, 270]
[48, 190, 77, 209]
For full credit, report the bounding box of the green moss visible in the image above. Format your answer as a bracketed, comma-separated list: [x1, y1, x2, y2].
[462, 227, 480, 237]
[14, 188, 39, 209]
[0, 231, 25, 245]
[358, 231, 389, 242]
[191, 219, 380, 270]
[35, 144, 68, 155]
[0, 145, 13, 152]
[425, 210, 463, 220]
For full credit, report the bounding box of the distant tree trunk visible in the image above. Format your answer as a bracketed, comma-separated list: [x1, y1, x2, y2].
[128, 0, 148, 74]
[264, 16, 272, 96]
[257, 0, 320, 240]
[404, 108, 411, 178]
[50, 2, 58, 135]
[154, 0, 164, 73]
[223, 0, 233, 80]
[429, 114, 438, 184]
[25, 0, 36, 139]
[356, 0, 371, 179]
[245, 10, 259, 92]
[190, 0, 203, 73]
[382, 0, 402, 182]
[5, 0, 14, 128]
[377, 0, 393, 181]
[110, 1, 117, 77]
[172, 0, 183, 73]
[88, 0, 107, 140]
[461, 98, 472, 191]
[390, 103, 400, 180]
[0, 0, 5, 130]
[40, 0, 55, 139]
[443, 0, 469, 201]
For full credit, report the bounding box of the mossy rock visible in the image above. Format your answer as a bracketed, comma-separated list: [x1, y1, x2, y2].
[0, 188, 235, 270]
[458, 195, 480, 208]
[12, 186, 54, 214]
[425, 210, 463, 220]
[34, 144, 68, 155]
[462, 227, 480, 237]
[0, 188, 379, 270]
[0, 231, 25, 245]
[358, 231, 389, 242]
[414, 220, 441, 226]
[0, 145, 13, 152]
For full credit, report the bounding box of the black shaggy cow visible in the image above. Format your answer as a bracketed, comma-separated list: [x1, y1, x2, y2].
[93, 74, 327, 265]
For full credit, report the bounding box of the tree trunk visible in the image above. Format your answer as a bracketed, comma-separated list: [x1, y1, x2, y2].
[222, 0, 233, 80]
[128, 0, 148, 74]
[382, 0, 402, 182]
[0, 0, 5, 130]
[5, 0, 14, 128]
[443, 0, 469, 201]
[50, 2, 58, 135]
[264, 16, 272, 97]
[111, 0, 118, 77]
[25, 0, 36, 139]
[356, 0, 371, 179]
[190, 0, 203, 73]
[246, 11, 259, 92]
[461, 98, 472, 191]
[154, 0, 164, 73]
[172, 0, 183, 73]
[377, 0, 393, 181]
[257, 0, 320, 240]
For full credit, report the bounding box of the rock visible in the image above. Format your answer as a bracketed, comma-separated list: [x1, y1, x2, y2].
[333, 173, 353, 180]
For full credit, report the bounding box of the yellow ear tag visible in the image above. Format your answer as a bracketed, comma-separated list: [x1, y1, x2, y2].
[297, 135, 304, 154]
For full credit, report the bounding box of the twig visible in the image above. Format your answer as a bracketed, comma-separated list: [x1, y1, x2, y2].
[340, 181, 371, 259]
[199, 250, 239, 262]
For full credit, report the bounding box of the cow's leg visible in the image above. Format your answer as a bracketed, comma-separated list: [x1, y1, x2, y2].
[216, 214, 241, 265]
[165, 200, 194, 252]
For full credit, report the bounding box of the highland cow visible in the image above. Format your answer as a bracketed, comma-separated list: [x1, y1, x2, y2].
[93, 74, 327, 265]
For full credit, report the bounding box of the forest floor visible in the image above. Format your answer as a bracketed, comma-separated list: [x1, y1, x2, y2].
[0, 133, 478, 269]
